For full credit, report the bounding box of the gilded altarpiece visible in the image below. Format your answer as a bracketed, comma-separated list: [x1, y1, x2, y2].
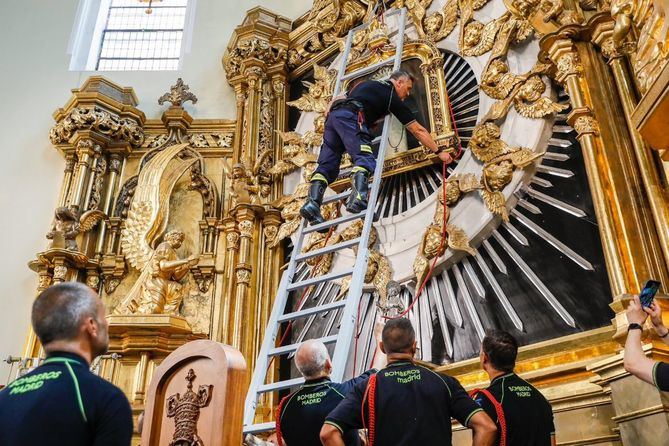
[19, 0, 669, 444]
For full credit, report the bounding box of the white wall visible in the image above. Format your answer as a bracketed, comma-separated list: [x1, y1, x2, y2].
[0, 0, 310, 378]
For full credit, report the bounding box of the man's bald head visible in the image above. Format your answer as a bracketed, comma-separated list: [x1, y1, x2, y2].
[381, 318, 416, 354]
[295, 340, 332, 380]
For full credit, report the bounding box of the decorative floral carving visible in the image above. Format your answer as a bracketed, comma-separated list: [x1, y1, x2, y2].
[238, 220, 254, 238]
[38, 274, 52, 290]
[226, 232, 240, 250]
[86, 274, 100, 290]
[53, 265, 68, 281]
[158, 78, 198, 107]
[188, 164, 217, 218]
[50, 106, 144, 147]
[556, 53, 583, 81]
[104, 277, 121, 294]
[236, 268, 251, 284]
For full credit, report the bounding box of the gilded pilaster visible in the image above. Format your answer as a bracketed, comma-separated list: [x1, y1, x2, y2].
[68, 137, 100, 210]
[57, 154, 76, 207]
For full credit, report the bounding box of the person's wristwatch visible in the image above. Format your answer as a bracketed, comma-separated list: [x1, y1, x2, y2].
[628, 323, 643, 332]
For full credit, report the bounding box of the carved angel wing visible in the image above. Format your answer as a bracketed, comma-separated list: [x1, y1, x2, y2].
[480, 71, 524, 100]
[252, 150, 272, 175]
[271, 218, 302, 248]
[268, 160, 298, 176]
[508, 148, 544, 168]
[446, 225, 476, 256]
[481, 95, 515, 122]
[425, 0, 458, 42]
[457, 173, 481, 193]
[413, 253, 430, 290]
[514, 97, 568, 119]
[292, 152, 318, 167]
[481, 189, 509, 222]
[275, 130, 303, 144]
[120, 143, 195, 270]
[78, 209, 107, 233]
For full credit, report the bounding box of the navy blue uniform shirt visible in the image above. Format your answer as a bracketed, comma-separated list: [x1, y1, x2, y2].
[474, 373, 555, 446]
[325, 361, 482, 446]
[347, 80, 416, 126]
[654, 362, 669, 391]
[278, 370, 374, 446]
[0, 351, 133, 446]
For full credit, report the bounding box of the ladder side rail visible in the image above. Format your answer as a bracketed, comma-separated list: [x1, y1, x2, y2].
[330, 7, 407, 381]
[333, 28, 356, 98]
[243, 270, 292, 426]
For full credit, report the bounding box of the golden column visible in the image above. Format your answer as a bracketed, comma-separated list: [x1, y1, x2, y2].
[222, 7, 291, 374]
[542, 25, 669, 445]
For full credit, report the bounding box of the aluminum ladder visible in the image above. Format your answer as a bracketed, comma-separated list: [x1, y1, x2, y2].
[243, 7, 408, 435]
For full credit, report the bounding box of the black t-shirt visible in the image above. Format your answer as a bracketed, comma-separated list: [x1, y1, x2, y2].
[474, 373, 555, 446]
[325, 361, 482, 446]
[348, 80, 416, 126]
[0, 351, 133, 446]
[653, 362, 669, 391]
[278, 371, 374, 445]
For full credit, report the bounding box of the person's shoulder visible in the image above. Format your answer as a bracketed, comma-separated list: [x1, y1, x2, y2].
[80, 371, 128, 402]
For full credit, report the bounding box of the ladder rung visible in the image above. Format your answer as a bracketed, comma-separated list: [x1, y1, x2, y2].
[303, 211, 365, 234]
[342, 58, 395, 81]
[258, 377, 305, 394]
[244, 422, 276, 435]
[323, 191, 350, 205]
[278, 299, 347, 323]
[295, 238, 361, 262]
[286, 268, 354, 292]
[269, 334, 339, 357]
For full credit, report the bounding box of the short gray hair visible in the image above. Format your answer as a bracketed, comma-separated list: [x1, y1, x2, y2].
[295, 340, 330, 379]
[390, 70, 416, 83]
[32, 282, 99, 345]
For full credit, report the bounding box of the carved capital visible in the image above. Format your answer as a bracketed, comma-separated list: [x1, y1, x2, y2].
[238, 219, 254, 238]
[64, 154, 77, 173]
[224, 38, 287, 83]
[235, 264, 252, 284]
[544, 38, 582, 83]
[53, 265, 68, 282]
[38, 273, 53, 292]
[108, 154, 123, 174]
[572, 115, 600, 136]
[76, 138, 100, 159]
[556, 52, 583, 81]
[226, 231, 240, 250]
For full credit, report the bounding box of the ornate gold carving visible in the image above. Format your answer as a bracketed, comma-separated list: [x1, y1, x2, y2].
[573, 115, 601, 136]
[166, 368, 212, 446]
[188, 164, 217, 218]
[158, 78, 198, 107]
[555, 52, 583, 82]
[46, 206, 107, 251]
[87, 156, 107, 211]
[223, 157, 270, 208]
[49, 106, 144, 147]
[257, 82, 275, 176]
[263, 225, 279, 248]
[309, 0, 367, 44]
[224, 38, 287, 79]
[286, 65, 337, 115]
[86, 274, 100, 290]
[38, 274, 52, 290]
[116, 230, 199, 315]
[269, 130, 319, 176]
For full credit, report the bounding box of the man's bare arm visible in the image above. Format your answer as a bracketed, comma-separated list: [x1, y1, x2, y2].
[320, 424, 345, 446]
[623, 329, 656, 385]
[468, 411, 497, 446]
[406, 121, 453, 163]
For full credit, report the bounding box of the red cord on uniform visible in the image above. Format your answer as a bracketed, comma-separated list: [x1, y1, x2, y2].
[469, 389, 507, 446]
[362, 374, 378, 446]
[275, 393, 292, 446]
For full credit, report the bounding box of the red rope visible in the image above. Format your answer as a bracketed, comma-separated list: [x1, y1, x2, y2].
[275, 393, 292, 446]
[469, 388, 507, 446]
[380, 82, 464, 323]
[362, 373, 378, 446]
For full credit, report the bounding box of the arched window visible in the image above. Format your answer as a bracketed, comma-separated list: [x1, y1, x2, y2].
[69, 0, 194, 71]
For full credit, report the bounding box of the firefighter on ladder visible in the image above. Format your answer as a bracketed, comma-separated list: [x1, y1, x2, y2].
[300, 70, 454, 230]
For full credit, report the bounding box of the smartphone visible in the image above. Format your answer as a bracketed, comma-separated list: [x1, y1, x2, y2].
[640, 280, 661, 308]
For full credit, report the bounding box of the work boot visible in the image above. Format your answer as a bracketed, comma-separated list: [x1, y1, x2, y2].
[300, 180, 329, 233]
[346, 169, 370, 214]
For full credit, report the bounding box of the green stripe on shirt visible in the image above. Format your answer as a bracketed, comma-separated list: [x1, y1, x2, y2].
[464, 408, 484, 427]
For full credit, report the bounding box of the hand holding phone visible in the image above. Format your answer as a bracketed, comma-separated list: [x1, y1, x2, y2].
[640, 280, 661, 308]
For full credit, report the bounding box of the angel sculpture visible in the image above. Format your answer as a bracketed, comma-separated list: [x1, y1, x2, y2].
[413, 176, 479, 287]
[286, 65, 337, 115]
[470, 122, 544, 221]
[223, 152, 271, 209]
[46, 206, 107, 251]
[268, 130, 319, 177]
[377, 280, 406, 318]
[116, 230, 199, 315]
